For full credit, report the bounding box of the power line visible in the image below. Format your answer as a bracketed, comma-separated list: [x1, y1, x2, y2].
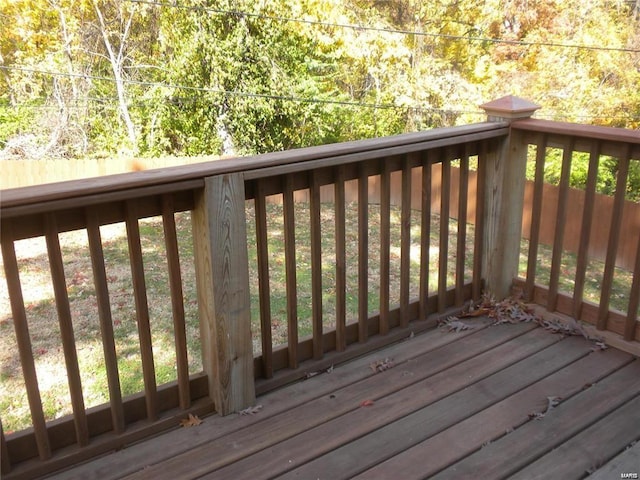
[126, 0, 640, 54]
[0, 65, 485, 116]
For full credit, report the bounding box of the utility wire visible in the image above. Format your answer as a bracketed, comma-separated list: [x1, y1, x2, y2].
[0, 65, 485, 116]
[126, 0, 640, 54]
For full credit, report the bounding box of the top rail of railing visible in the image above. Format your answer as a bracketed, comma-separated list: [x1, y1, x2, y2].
[511, 118, 640, 157]
[0, 122, 508, 217]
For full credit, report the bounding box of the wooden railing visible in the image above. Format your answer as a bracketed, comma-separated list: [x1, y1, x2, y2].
[1, 96, 638, 478]
[511, 118, 640, 343]
[0, 119, 509, 478]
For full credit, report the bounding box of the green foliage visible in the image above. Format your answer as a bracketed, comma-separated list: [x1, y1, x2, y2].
[526, 148, 640, 202]
[1, 0, 639, 158]
[0, 99, 38, 144]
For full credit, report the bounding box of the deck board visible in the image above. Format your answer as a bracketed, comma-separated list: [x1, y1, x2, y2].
[46, 323, 638, 480]
[353, 340, 633, 480]
[589, 442, 640, 480]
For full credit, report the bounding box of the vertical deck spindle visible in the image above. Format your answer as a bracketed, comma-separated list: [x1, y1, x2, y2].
[547, 140, 575, 311]
[283, 175, 299, 368]
[254, 182, 273, 378]
[419, 153, 432, 319]
[597, 147, 631, 330]
[161, 196, 191, 409]
[572, 142, 600, 320]
[525, 136, 548, 301]
[400, 156, 412, 327]
[438, 158, 451, 312]
[0, 229, 51, 460]
[358, 165, 369, 342]
[44, 214, 89, 446]
[379, 160, 391, 334]
[86, 212, 125, 433]
[455, 149, 469, 306]
[335, 167, 347, 351]
[310, 171, 323, 359]
[125, 202, 158, 421]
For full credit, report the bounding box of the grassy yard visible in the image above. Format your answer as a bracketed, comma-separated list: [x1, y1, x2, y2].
[0, 201, 635, 433]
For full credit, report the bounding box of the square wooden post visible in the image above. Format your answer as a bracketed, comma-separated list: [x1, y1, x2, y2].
[480, 96, 540, 299]
[192, 173, 255, 415]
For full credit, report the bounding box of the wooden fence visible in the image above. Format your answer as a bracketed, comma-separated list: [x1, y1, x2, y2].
[0, 155, 225, 190]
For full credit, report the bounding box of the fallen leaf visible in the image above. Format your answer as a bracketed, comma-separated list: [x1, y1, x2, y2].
[239, 404, 263, 416]
[360, 400, 375, 407]
[180, 413, 203, 428]
[439, 317, 477, 333]
[459, 308, 491, 318]
[529, 395, 561, 420]
[370, 357, 394, 373]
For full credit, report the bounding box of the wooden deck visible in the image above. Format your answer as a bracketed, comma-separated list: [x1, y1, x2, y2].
[47, 320, 640, 480]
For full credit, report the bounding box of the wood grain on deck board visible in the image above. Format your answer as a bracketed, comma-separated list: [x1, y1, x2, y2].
[272, 335, 593, 480]
[588, 442, 640, 480]
[354, 346, 633, 479]
[123, 323, 539, 479]
[430, 359, 640, 480]
[51, 320, 491, 480]
[509, 394, 640, 480]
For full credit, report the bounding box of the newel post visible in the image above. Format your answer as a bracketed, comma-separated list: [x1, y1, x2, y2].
[192, 173, 255, 415]
[480, 96, 540, 299]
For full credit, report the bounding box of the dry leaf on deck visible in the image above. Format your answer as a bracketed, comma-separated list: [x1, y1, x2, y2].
[180, 413, 203, 428]
[239, 404, 263, 416]
[370, 357, 394, 373]
[360, 399, 375, 407]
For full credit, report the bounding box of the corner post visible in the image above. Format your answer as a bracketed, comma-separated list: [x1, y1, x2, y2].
[192, 173, 255, 415]
[480, 96, 540, 299]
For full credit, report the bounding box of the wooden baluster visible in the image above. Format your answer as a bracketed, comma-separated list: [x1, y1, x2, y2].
[335, 166, 347, 351]
[124, 201, 158, 421]
[548, 139, 575, 312]
[44, 214, 89, 446]
[525, 135, 548, 301]
[0, 227, 51, 460]
[472, 143, 486, 301]
[625, 232, 640, 340]
[310, 171, 323, 359]
[438, 157, 451, 313]
[85, 211, 125, 433]
[597, 146, 631, 330]
[399, 156, 412, 328]
[358, 164, 369, 342]
[572, 142, 600, 320]
[283, 175, 299, 368]
[254, 182, 273, 378]
[161, 196, 191, 409]
[1, 418, 11, 474]
[379, 160, 391, 334]
[419, 152, 432, 320]
[455, 148, 469, 307]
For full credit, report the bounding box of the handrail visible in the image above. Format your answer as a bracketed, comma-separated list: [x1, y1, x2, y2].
[0, 120, 509, 478]
[512, 118, 640, 145]
[512, 118, 640, 344]
[0, 122, 507, 215]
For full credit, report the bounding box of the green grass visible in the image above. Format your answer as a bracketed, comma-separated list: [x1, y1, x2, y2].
[0, 201, 635, 434]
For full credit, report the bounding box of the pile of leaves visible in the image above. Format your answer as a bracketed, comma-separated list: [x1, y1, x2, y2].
[440, 292, 607, 351]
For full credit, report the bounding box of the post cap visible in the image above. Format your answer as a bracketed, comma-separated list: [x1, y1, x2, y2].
[480, 95, 541, 120]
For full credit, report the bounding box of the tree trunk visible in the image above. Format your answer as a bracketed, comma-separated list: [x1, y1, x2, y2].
[92, 1, 138, 152]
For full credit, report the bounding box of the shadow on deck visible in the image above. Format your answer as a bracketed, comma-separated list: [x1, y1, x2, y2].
[50, 321, 640, 480]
